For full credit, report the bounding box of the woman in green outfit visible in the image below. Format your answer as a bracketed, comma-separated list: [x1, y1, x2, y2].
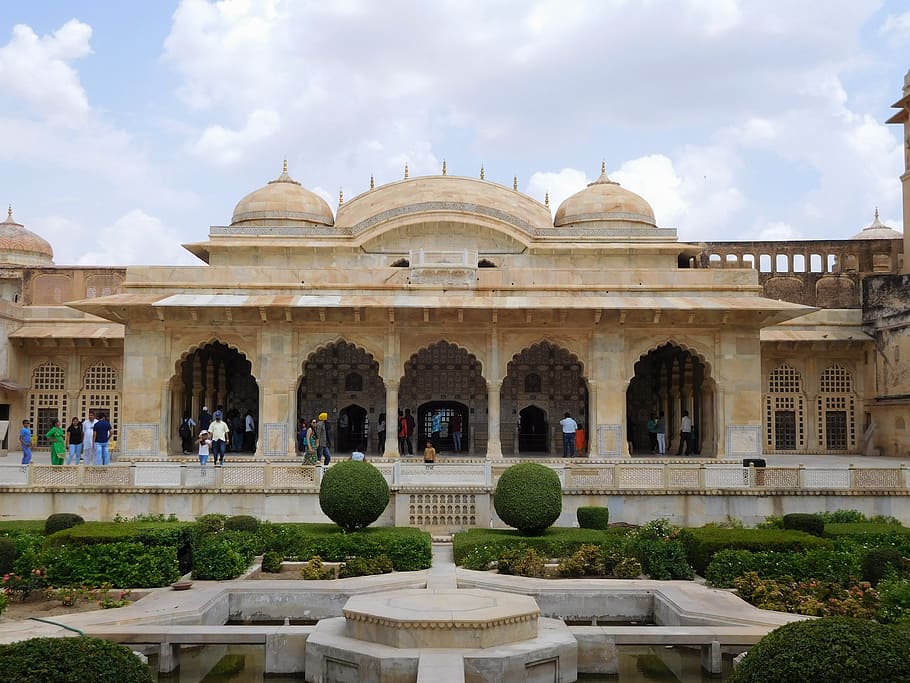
[46, 418, 65, 465]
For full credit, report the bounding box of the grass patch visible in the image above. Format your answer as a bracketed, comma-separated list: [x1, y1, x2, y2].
[0, 521, 46, 536]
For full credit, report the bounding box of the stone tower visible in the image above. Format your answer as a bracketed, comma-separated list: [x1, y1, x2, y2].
[886, 68, 910, 273]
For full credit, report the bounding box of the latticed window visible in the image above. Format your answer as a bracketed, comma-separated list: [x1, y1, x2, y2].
[768, 364, 802, 393]
[524, 373, 542, 394]
[83, 363, 118, 391]
[816, 364, 856, 452]
[344, 372, 363, 392]
[32, 362, 65, 390]
[820, 364, 852, 393]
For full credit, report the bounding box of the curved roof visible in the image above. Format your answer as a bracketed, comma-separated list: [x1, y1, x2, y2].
[0, 207, 54, 265]
[231, 162, 334, 227]
[554, 166, 656, 229]
[335, 175, 552, 238]
[851, 209, 902, 240]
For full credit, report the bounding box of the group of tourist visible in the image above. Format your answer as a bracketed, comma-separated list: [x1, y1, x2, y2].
[178, 405, 257, 466]
[396, 408, 463, 456]
[18, 410, 113, 466]
[297, 413, 334, 466]
[642, 410, 694, 456]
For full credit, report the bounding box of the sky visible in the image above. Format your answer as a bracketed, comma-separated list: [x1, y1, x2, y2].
[0, 0, 907, 266]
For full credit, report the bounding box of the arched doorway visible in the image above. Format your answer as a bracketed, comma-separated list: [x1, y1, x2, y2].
[400, 342, 485, 454]
[517, 405, 548, 453]
[171, 341, 258, 454]
[626, 342, 713, 455]
[502, 342, 588, 455]
[417, 401, 469, 453]
[298, 341, 384, 453]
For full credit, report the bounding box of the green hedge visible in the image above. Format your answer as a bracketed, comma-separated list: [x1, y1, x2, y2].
[260, 524, 431, 571]
[42, 542, 179, 588]
[0, 636, 153, 683]
[782, 513, 824, 536]
[705, 547, 862, 587]
[453, 528, 629, 567]
[684, 527, 832, 575]
[0, 521, 46, 536]
[577, 507, 610, 530]
[823, 523, 910, 550]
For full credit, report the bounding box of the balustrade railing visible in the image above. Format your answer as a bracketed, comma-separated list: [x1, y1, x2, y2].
[0, 461, 906, 492]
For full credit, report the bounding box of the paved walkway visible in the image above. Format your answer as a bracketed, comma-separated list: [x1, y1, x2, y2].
[427, 543, 457, 590]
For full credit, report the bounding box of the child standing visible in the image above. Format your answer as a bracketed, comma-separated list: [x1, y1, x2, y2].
[423, 440, 436, 467]
[197, 430, 212, 467]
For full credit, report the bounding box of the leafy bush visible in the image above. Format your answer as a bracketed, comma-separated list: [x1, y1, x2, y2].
[823, 523, 910, 554]
[733, 572, 878, 618]
[705, 547, 862, 588]
[782, 513, 824, 536]
[0, 521, 46, 536]
[339, 555, 393, 578]
[614, 557, 643, 578]
[0, 636, 153, 683]
[224, 515, 260, 533]
[260, 524, 431, 571]
[863, 547, 905, 586]
[453, 528, 629, 567]
[0, 538, 15, 574]
[876, 577, 910, 624]
[497, 548, 546, 577]
[44, 513, 84, 536]
[191, 537, 249, 580]
[683, 527, 832, 574]
[42, 542, 179, 588]
[261, 551, 283, 573]
[577, 507, 610, 530]
[196, 514, 227, 534]
[319, 461, 390, 532]
[493, 463, 562, 535]
[624, 520, 693, 580]
[728, 617, 910, 683]
[819, 509, 867, 524]
[557, 544, 607, 577]
[300, 556, 335, 580]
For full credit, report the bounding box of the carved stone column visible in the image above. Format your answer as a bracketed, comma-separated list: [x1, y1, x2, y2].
[486, 380, 503, 459]
[383, 381, 400, 458]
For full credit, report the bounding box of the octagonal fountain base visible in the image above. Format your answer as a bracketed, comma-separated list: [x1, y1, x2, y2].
[305, 588, 577, 682]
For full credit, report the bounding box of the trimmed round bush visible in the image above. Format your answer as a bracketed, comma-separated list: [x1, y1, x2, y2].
[44, 513, 84, 536]
[863, 547, 904, 586]
[0, 636, 153, 683]
[224, 515, 260, 533]
[493, 463, 562, 535]
[319, 461, 390, 532]
[261, 551, 283, 573]
[728, 617, 910, 683]
[782, 513, 824, 536]
[577, 506, 610, 530]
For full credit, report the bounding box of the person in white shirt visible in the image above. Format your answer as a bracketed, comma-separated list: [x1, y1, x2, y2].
[677, 410, 694, 455]
[81, 410, 97, 464]
[559, 412, 578, 458]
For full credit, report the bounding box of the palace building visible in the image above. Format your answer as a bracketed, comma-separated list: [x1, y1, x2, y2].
[1, 71, 908, 462]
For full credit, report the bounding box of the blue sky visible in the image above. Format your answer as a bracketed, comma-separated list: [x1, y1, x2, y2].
[0, 0, 907, 265]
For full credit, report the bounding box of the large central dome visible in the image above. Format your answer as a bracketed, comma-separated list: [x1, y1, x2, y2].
[554, 165, 656, 229]
[231, 162, 334, 227]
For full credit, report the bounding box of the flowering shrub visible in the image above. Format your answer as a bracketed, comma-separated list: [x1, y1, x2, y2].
[624, 519, 694, 580]
[733, 571, 879, 618]
[1, 569, 45, 601]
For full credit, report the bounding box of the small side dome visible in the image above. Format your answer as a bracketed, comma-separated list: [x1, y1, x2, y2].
[851, 209, 902, 239]
[554, 164, 656, 228]
[0, 206, 54, 266]
[231, 161, 334, 227]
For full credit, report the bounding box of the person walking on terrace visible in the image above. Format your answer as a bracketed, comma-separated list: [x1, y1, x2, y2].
[656, 411, 667, 455]
[92, 412, 112, 465]
[647, 414, 658, 454]
[431, 409, 443, 452]
[196, 430, 212, 467]
[560, 411, 578, 458]
[65, 417, 83, 465]
[46, 418, 65, 466]
[19, 419, 32, 465]
[677, 410, 694, 456]
[179, 410, 195, 454]
[450, 413, 462, 453]
[81, 410, 96, 464]
[209, 410, 229, 465]
[316, 412, 332, 466]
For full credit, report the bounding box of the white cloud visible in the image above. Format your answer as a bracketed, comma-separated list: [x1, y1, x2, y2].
[193, 109, 281, 165]
[72, 210, 201, 266]
[755, 220, 802, 241]
[0, 20, 93, 126]
[881, 11, 910, 41]
[526, 168, 587, 212]
[611, 155, 687, 228]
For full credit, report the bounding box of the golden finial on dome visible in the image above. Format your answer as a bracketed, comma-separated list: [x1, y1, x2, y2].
[6, 205, 11, 220]
[545, 191, 549, 208]
[513, 175, 518, 191]
[404, 162, 409, 179]
[601, 160, 606, 175]
[480, 164, 485, 180]
[875, 207, 880, 221]
[370, 174, 375, 190]
[442, 159, 447, 176]
[338, 188, 344, 206]
[283, 158, 288, 175]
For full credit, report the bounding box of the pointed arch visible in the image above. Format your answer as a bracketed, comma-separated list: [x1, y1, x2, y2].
[765, 362, 806, 451]
[817, 362, 856, 451]
[402, 339, 485, 380]
[627, 336, 713, 384]
[173, 336, 257, 378]
[300, 335, 385, 377]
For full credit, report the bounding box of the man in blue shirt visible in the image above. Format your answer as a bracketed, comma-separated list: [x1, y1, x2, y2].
[18, 419, 32, 465]
[92, 412, 112, 465]
[431, 410, 443, 453]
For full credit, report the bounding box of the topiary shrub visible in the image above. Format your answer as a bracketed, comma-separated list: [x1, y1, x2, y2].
[493, 463, 562, 535]
[728, 617, 910, 683]
[224, 515, 260, 533]
[338, 555, 393, 578]
[261, 551, 283, 573]
[783, 513, 824, 536]
[577, 506, 610, 530]
[0, 636, 153, 683]
[863, 547, 905, 586]
[44, 513, 84, 536]
[319, 461, 390, 532]
[195, 514, 227, 534]
[0, 538, 15, 574]
[191, 537, 249, 580]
